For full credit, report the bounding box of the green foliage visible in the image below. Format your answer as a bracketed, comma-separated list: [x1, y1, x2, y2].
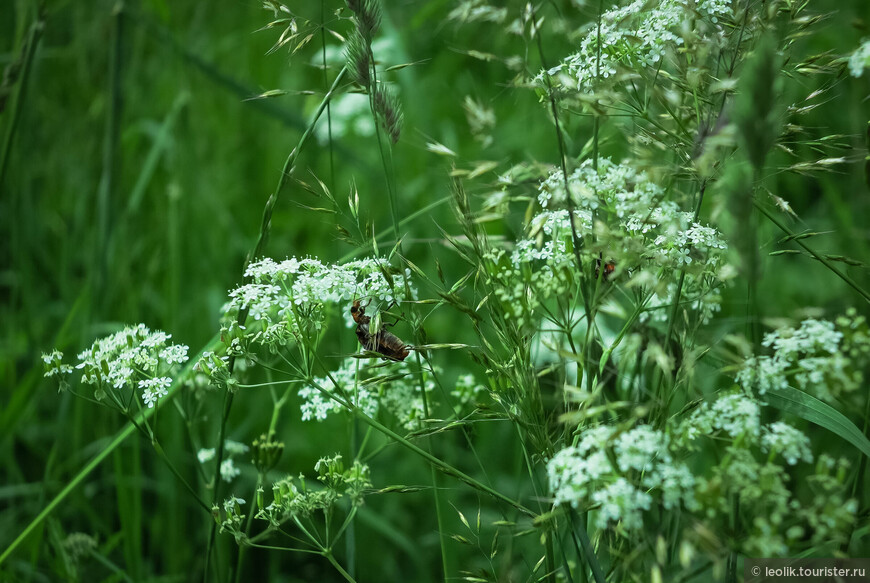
[3, 0, 870, 581]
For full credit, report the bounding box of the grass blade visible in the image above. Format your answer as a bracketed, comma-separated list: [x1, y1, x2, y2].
[763, 386, 870, 459]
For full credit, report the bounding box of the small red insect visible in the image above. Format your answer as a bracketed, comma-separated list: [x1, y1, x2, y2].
[594, 256, 616, 282]
[351, 300, 410, 361]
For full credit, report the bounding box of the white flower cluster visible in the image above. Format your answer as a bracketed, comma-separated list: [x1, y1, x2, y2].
[675, 390, 845, 556]
[197, 439, 250, 483]
[299, 357, 381, 421]
[42, 350, 72, 377]
[761, 422, 813, 466]
[547, 424, 696, 531]
[488, 158, 729, 324]
[537, 159, 727, 271]
[224, 256, 416, 348]
[680, 392, 761, 442]
[544, 0, 732, 91]
[678, 391, 813, 466]
[735, 313, 867, 403]
[44, 324, 189, 409]
[219, 495, 246, 535]
[849, 39, 870, 77]
[298, 357, 436, 431]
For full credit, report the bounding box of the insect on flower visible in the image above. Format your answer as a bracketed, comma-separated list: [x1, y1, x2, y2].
[350, 299, 410, 361]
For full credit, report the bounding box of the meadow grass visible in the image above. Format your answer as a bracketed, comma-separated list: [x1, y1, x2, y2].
[2, 0, 870, 581]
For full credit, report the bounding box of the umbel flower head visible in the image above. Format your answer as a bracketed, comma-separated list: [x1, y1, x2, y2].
[541, 0, 733, 92]
[735, 310, 870, 404]
[547, 424, 697, 531]
[298, 356, 437, 431]
[486, 158, 730, 327]
[548, 392, 846, 552]
[44, 324, 189, 409]
[220, 256, 415, 351]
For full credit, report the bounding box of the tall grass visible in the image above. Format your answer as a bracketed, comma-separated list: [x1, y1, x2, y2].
[2, 0, 870, 581]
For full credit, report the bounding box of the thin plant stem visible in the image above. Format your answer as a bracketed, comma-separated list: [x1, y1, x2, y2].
[415, 351, 451, 580]
[247, 65, 348, 267]
[307, 373, 535, 517]
[324, 550, 358, 583]
[569, 509, 606, 583]
[532, 9, 584, 281]
[593, 0, 603, 172]
[233, 477, 263, 583]
[655, 180, 708, 425]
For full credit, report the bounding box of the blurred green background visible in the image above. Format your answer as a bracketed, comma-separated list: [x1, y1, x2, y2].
[1, 0, 868, 580]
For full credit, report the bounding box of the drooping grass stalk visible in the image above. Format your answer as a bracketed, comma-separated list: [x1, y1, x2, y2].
[134, 11, 308, 132]
[247, 65, 348, 267]
[0, 8, 43, 187]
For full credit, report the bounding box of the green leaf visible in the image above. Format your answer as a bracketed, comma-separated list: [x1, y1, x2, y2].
[763, 386, 870, 459]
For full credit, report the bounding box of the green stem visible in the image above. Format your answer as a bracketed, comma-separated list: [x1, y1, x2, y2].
[152, 439, 211, 512]
[320, 0, 335, 185]
[593, 0, 603, 171]
[205, 64, 349, 581]
[416, 353, 451, 580]
[532, 10, 584, 282]
[656, 181, 708, 425]
[95, 1, 125, 298]
[324, 551, 358, 583]
[233, 478, 263, 583]
[87, 548, 136, 583]
[204, 389, 235, 583]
